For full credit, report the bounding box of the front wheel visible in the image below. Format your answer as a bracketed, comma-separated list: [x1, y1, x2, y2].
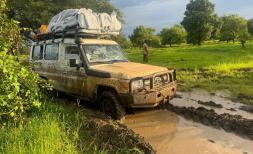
[99, 91, 126, 120]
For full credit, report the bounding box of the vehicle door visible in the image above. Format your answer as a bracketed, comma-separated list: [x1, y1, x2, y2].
[31, 44, 44, 74]
[40, 43, 62, 89]
[61, 44, 88, 97]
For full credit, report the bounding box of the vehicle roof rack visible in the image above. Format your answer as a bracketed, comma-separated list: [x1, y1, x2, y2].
[33, 27, 117, 42]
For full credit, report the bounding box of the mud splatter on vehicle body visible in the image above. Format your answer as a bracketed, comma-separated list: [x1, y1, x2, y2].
[30, 36, 177, 119]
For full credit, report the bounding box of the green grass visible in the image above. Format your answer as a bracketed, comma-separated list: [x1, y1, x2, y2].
[0, 97, 144, 154]
[126, 42, 253, 69]
[0, 99, 105, 154]
[125, 41, 253, 104]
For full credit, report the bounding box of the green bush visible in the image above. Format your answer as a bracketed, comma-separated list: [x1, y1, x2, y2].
[0, 1, 51, 123]
[0, 52, 51, 122]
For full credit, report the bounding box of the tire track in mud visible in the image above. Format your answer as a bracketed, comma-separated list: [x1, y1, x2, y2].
[165, 103, 253, 140]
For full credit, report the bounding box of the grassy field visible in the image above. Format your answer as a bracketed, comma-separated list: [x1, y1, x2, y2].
[0, 98, 103, 154]
[126, 41, 253, 104]
[0, 97, 143, 154]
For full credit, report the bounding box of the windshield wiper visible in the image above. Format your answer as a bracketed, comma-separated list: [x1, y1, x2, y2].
[109, 60, 128, 63]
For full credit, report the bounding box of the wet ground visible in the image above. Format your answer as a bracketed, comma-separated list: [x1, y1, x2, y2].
[172, 89, 253, 120]
[124, 110, 253, 154]
[123, 90, 253, 154]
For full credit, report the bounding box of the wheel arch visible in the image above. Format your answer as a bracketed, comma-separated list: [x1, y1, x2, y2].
[95, 85, 118, 99]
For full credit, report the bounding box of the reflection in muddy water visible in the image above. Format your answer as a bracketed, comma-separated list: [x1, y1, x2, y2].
[124, 110, 253, 154]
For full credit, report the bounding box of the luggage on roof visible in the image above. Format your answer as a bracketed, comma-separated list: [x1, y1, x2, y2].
[46, 8, 122, 35]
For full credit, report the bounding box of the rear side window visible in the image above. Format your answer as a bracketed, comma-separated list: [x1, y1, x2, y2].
[32, 45, 44, 60]
[45, 44, 59, 60]
[65, 45, 80, 60]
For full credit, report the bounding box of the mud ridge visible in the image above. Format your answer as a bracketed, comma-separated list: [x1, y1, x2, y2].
[197, 100, 223, 108]
[86, 119, 156, 154]
[240, 106, 253, 114]
[166, 103, 253, 140]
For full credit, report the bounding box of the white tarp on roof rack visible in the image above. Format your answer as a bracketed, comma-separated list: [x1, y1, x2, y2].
[47, 8, 122, 35]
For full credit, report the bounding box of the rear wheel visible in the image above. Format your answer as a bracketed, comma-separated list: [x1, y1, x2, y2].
[99, 91, 126, 120]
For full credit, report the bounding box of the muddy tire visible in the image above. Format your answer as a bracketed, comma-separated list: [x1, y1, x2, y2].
[99, 91, 126, 120]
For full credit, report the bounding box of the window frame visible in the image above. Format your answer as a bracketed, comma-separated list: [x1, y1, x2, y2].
[64, 45, 80, 60]
[44, 43, 59, 61]
[32, 45, 44, 61]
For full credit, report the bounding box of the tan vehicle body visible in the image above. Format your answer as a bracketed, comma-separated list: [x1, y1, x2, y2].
[30, 38, 177, 108]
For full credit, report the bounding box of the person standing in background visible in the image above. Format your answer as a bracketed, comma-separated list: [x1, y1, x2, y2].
[143, 40, 149, 63]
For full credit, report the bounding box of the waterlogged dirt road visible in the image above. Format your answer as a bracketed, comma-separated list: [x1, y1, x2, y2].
[123, 90, 253, 154]
[124, 110, 253, 154]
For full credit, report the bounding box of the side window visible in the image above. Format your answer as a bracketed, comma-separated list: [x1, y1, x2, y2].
[65, 45, 80, 60]
[45, 44, 59, 60]
[32, 45, 43, 60]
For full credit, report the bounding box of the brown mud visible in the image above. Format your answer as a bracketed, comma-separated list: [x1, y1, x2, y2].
[240, 106, 253, 114]
[166, 104, 253, 140]
[124, 89, 253, 154]
[197, 100, 223, 108]
[124, 110, 253, 154]
[169, 90, 253, 140]
[86, 118, 155, 154]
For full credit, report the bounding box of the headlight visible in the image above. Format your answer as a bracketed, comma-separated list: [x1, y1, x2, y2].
[131, 79, 144, 92]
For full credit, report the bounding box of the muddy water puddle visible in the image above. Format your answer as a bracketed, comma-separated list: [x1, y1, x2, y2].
[124, 110, 253, 154]
[172, 89, 253, 120]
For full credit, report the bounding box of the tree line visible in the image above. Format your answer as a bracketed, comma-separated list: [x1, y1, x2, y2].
[6, 0, 121, 32]
[5, 0, 253, 48]
[128, 0, 253, 48]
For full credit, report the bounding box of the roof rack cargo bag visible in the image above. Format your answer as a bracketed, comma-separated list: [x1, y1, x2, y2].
[47, 8, 122, 35]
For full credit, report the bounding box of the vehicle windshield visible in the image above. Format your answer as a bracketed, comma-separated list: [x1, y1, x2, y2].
[83, 44, 128, 64]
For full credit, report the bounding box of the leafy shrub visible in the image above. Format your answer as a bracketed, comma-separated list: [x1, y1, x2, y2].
[0, 1, 51, 123]
[0, 52, 51, 122]
[0, 0, 21, 55]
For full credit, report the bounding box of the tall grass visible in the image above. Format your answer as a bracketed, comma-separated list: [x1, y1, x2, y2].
[0, 99, 107, 154]
[208, 61, 253, 72]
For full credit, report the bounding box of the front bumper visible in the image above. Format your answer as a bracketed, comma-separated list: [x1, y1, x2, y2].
[119, 82, 177, 108]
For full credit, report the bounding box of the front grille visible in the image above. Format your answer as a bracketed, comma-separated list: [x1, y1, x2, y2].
[144, 72, 175, 91]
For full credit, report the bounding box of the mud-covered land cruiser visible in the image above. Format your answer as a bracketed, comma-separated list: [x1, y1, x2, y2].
[30, 9, 177, 119]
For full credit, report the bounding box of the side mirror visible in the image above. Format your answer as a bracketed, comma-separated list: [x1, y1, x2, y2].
[69, 59, 78, 67]
[69, 59, 83, 70]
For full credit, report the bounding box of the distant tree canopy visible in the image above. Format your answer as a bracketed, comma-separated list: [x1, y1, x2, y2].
[247, 19, 253, 36]
[114, 35, 133, 49]
[181, 0, 216, 45]
[220, 15, 249, 47]
[210, 15, 222, 40]
[7, 0, 121, 30]
[129, 25, 160, 48]
[160, 25, 186, 47]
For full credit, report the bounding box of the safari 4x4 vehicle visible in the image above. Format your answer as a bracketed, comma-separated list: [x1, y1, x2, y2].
[30, 9, 177, 119]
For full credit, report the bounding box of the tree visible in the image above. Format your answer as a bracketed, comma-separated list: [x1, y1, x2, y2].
[149, 35, 161, 48]
[220, 15, 249, 47]
[181, 0, 216, 45]
[0, 0, 20, 55]
[114, 35, 133, 49]
[247, 19, 253, 36]
[160, 25, 186, 47]
[129, 25, 157, 48]
[210, 15, 222, 40]
[7, 0, 121, 31]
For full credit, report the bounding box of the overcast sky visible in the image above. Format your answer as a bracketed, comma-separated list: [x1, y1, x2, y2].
[111, 0, 253, 36]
